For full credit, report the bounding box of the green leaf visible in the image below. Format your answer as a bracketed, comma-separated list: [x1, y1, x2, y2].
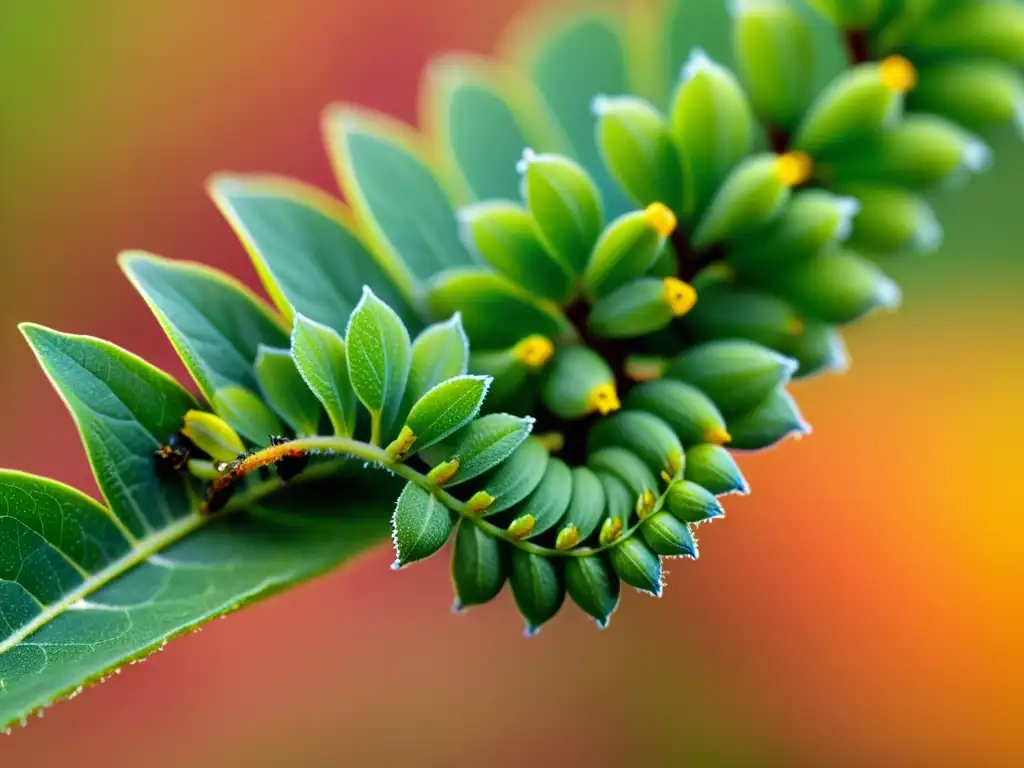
[447, 413, 535, 486]
[290, 315, 357, 438]
[451, 520, 507, 608]
[641, 511, 697, 558]
[426, 269, 572, 349]
[323, 105, 475, 290]
[208, 174, 420, 331]
[20, 325, 197, 539]
[509, 550, 565, 636]
[683, 443, 749, 496]
[211, 387, 284, 447]
[626, 379, 730, 447]
[609, 536, 662, 596]
[403, 375, 491, 453]
[422, 54, 565, 202]
[345, 287, 413, 443]
[560, 466, 607, 543]
[729, 389, 811, 451]
[391, 482, 455, 568]
[587, 411, 684, 480]
[0, 474, 389, 729]
[477, 437, 550, 515]
[514, 457, 573, 539]
[255, 346, 322, 436]
[406, 314, 470, 406]
[665, 480, 725, 524]
[520, 11, 633, 216]
[565, 554, 619, 627]
[119, 251, 287, 400]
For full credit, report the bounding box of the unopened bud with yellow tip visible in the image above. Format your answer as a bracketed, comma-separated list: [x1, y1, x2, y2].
[879, 55, 917, 94]
[541, 346, 620, 420]
[512, 334, 555, 369]
[427, 459, 460, 486]
[589, 277, 697, 340]
[775, 152, 813, 188]
[644, 203, 677, 238]
[466, 491, 495, 515]
[599, 516, 625, 546]
[507, 514, 536, 540]
[587, 383, 621, 416]
[555, 524, 582, 551]
[636, 490, 658, 520]
[385, 425, 417, 461]
[182, 410, 246, 464]
[583, 207, 673, 298]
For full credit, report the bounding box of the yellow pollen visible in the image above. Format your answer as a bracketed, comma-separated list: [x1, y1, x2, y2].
[599, 516, 624, 546]
[427, 459, 460, 486]
[663, 277, 698, 317]
[514, 335, 555, 368]
[587, 383, 621, 416]
[775, 151, 814, 187]
[666, 450, 684, 477]
[508, 514, 536, 540]
[555, 525, 581, 551]
[704, 425, 732, 446]
[644, 202, 678, 238]
[636, 490, 658, 519]
[467, 491, 495, 515]
[787, 316, 806, 337]
[880, 55, 917, 93]
[385, 425, 417, 460]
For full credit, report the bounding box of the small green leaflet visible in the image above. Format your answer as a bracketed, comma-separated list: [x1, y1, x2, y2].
[324, 105, 476, 289]
[447, 413, 535, 486]
[451, 520, 507, 608]
[212, 387, 285, 447]
[514, 457, 573, 539]
[391, 483, 455, 568]
[403, 375, 491, 453]
[255, 346, 323, 436]
[291, 315, 357, 438]
[509, 550, 565, 635]
[345, 287, 412, 442]
[478, 437, 549, 515]
[405, 314, 470, 406]
[119, 251, 288, 400]
[208, 174, 420, 331]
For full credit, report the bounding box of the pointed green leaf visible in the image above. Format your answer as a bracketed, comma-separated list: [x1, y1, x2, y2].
[729, 389, 811, 451]
[21, 325, 197, 539]
[565, 554, 620, 627]
[208, 174, 419, 331]
[641, 511, 698, 558]
[561, 466, 607, 543]
[478, 437, 550, 516]
[451, 520, 507, 608]
[404, 375, 491, 453]
[119, 251, 287, 400]
[255, 346, 323, 436]
[683, 443, 750, 496]
[407, 314, 470, 405]
[391, 482, 455, 568]
[609, 536, 662, 596]
[510, 550, 565, 636]
[345, 287, 413, 442]
[212, 387, 284, 447]
[514, 457, 573, 539]
[291, 315, 357, 438]
[447, 413, 535, 486]
[324, 106, 475, 289]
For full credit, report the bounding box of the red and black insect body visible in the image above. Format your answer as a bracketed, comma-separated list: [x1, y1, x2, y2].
[154, 433, 193, 475]
[201, 436, 309, 514]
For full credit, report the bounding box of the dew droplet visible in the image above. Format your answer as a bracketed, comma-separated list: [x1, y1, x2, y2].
[595, 618, 609, 630]
[390, 560, 402, 571]
[450, 598, 466, 616]
[523, 624, 541, 639]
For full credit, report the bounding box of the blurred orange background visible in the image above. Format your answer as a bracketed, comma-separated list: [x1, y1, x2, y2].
[2, 0, 1023, 764]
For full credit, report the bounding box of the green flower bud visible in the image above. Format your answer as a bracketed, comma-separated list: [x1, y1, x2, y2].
[732, 0, 817, 129]
[588, 448, 660, 506]
[908, 3, 1024, 65]
[182, 410, 246, 463]
[805, 0, 882, 28]
[821, 114, 991, 190]
[609, 536, 663, 596]
[768, 248, 901, 325]
[641, 511, 698, 558]
[587, 411, 685, 481]
[510, 550, 566, 637]
[693, 152, 810, 249]
[839, 184, 942, 255]
[426, 459, 461, 487]
[786, 320, 849, 379]
[507, 514, 537, 540]
[212, 386, 285, 447]
[519, 150, 603, 273]
[560, 467, 607, 545]
[626, 379, 731, 447]
[671, 49, 756, 217]
[684, 443, 750, 496]
[910, 61, 1024, 134]
[729, 190, 861, 275]
[665, 480, 725, 524]
[597, 473, 633, 542]
[728, 389, 810, 451]
[599, 515, 626, 546]
[541, 346, 620, 420]
[680, 282, 806, 352]
[511, 458, 573, 539]
[583, 205, 675, 298]
[793, 57, 917, 157]
[593, 95, 685, 210]
[589, 277, 698, 338]
[565, 554, 620, 628]
[459, 201, 573, 302]
[666, 339, 798, 418]
[451, 520, 507, 610]
[470, 335, 554, 408]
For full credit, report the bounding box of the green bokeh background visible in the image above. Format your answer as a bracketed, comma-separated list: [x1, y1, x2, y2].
[1, 0, 1022, 764]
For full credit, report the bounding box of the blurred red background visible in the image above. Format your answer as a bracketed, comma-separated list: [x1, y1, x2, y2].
[2, 0, 1023, 764]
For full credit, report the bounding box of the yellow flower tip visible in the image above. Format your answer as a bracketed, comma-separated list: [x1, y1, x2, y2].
[599, 516, 625, 546]
[535, 431, 565, 453]
[636, 489, 658, 519]
[666, 450, 684, 477]
[663, 277, 698, 317]
[660, 470, 673, 484]
[385, 425, 417, 460]
[508, 514, 536, 540]
[880, 55, 917, 94]
[555, 524, 581, 551]
[467, 491, 495, 515]
[587, 382, 622, 416]
[787, 316, 806, 337]
[427, 459, 460, 486]
[644, 202, 678, 238]
[514, 335, 555, 369]
[775, 151, 814, 188]
[703, 425, 732, 446]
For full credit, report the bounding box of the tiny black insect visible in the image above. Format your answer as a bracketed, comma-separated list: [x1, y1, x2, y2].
[270, 435, 310, 482]
[154, 433, 192, 474]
